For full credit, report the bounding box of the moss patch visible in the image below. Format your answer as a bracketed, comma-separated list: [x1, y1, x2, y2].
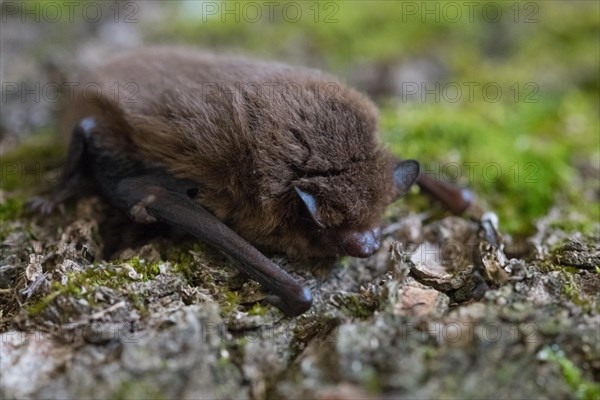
[0, 197, 24, 223]
[27, 257, 163, 317]
[540, 346, 600, 400]
[1, 132, 65, 192]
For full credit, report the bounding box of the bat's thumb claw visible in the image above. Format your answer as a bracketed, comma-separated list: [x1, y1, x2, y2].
[269, 286, 312, 317]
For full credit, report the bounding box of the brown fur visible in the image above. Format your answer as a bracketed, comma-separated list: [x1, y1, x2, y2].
[65, 47, 402, 258]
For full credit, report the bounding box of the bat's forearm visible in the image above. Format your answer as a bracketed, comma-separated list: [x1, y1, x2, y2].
[116, 177, 313, 316]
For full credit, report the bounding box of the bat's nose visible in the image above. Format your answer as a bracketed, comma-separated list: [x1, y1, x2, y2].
[340, 227, 381, 258]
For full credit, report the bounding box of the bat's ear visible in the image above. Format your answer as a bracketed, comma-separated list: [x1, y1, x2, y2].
[393, 159, 420, 199]
[294, 187, 325, 228]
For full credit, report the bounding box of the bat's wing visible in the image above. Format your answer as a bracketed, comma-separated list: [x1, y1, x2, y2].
[29, 117, 312, 316]
[115, 175, 313, 316]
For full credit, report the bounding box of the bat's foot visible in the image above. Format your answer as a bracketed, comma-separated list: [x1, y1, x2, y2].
[416, 173, 475, 215]
[26, 196, 66, 215]
[129, 200, 158, 224]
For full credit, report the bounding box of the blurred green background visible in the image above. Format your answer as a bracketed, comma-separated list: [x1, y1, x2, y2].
[2, 0, 599, 235]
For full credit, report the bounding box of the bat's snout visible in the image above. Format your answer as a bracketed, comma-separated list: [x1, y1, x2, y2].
[340, 227, 381, 258]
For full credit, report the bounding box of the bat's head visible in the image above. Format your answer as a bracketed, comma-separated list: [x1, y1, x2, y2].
[292, 159, 419, 258]
[268, 78, 420, 258]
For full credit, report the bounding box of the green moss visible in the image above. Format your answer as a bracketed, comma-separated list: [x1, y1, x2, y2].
[127, 291, 150, 317]
[221, 290, 242, 315]
[548, 212, 600, 236]
[363, 367, 382, 394]
[1, 132, 65, 192]
[247, 303, 268, 316]
[0, 197, 24, 223]
[217, 346, 233, 368]
[27, 256, 162, 316]
[164, 242, 248, 316]
[166, 241, 205, 279]
[381, 89, 598, 235]
[171, 261, 192, 279]
[27, 286, 65, 316]
[126, 256, 162, 281]
[562, 278, 582, 304]
[146, 1, 600, 99]
[338, 256, 351, 269]
[541, 346, 600, 400]
[111, 379, 165, 400]
[516, 259, 595, 313]
[332, 292, 377, 319]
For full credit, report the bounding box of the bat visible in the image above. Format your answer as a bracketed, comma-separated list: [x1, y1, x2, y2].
[29, 47, 472, 316]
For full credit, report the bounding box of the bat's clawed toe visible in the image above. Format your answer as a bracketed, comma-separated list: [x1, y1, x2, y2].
[450, 187, 474, 215]
[26, 196, 63, 215]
